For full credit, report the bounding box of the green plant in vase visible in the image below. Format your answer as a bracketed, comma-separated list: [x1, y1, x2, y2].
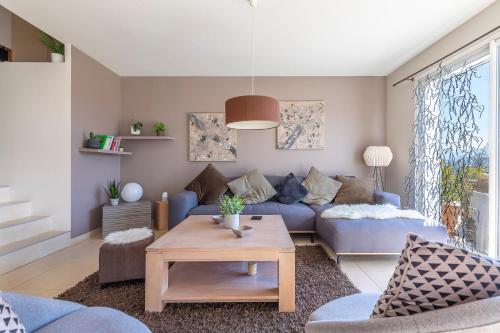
[40, 32, 65, 62]
[104, 180, 122, 206]
[154, 122, 166, 136]
[218, 195, 245, 229]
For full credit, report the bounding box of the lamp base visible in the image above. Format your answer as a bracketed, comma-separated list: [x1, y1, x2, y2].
[372, 166, 385, 191]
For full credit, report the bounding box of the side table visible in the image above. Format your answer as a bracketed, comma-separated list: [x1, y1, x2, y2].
[102, 200, 152, 237]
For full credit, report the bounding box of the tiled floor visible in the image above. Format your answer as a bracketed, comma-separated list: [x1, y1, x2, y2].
[0, 233, 398, 298]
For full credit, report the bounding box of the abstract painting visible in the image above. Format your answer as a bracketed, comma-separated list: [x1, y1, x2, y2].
[188, 112, 237, 161]
[277, 100, 325, 149]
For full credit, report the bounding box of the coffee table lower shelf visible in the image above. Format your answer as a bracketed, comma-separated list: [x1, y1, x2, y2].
[162, 261, 279, 303]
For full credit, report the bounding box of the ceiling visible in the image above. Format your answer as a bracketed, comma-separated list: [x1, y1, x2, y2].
[0, 0, 495, 76]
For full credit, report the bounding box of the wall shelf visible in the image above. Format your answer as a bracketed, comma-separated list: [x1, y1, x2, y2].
[119, 136, 175, 140]
[79, 148, 132, 156]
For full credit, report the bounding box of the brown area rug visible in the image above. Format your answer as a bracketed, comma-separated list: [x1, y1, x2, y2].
[58, 246, 359, 333]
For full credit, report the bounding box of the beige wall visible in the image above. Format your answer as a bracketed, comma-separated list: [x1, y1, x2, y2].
[385, 1, 500, 203]
[0, 55, 71, 231]
[120, 76, 386, 201]
[71, 47, 121, 237]
[11, 13, 48, 62]
[0, 6, 11, 49]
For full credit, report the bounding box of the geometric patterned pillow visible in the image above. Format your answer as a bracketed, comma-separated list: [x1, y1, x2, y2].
[371, 233, 500, 318]
[0, 292, 26, 333]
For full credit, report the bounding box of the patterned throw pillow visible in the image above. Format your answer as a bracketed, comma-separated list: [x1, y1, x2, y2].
[371, 233, 500, 318]
[275, 173, 308, 205]
[0, 293, 26, 333]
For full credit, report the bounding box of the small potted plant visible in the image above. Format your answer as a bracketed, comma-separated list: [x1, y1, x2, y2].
[131, 122, 143, 135]
[104, 180, 122, 206]
[218, 195, 245, 229]
[154, 122, 166, 136]
[40, 32, 65, 63]
[86, 132, 101, 149]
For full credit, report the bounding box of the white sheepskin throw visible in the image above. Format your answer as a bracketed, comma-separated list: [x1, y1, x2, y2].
[104, 227, 153, 245]
[321, 204, 425, 220]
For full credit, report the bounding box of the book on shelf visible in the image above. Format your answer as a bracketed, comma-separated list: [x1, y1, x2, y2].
[95, 135, 121, 151]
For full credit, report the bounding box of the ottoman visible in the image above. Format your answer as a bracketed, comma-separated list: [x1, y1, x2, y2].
[99, 228, 154, 284]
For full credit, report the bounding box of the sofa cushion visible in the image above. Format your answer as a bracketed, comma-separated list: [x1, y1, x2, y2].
[335, 176, 375, 204]
[185, 163, 228, 204]
[34, 307, 151, 333]
[301, 167, 342, 205]
[227, 169, 277, 204]
[372, 233, 500, 318]
[275, 173, 308, 205]
[0, 292, 26, 333]
[188, 202, 316, 231]
[3, 292, 84, 333]
[316, 216, 447, 254]
[308, 293, 379, 322]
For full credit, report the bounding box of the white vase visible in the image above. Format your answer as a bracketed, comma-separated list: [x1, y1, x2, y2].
[110, 198, 120, 206]
[130, 126, 141, 135]
[51, 53, 64, 63]
[224, 214, 240, 229]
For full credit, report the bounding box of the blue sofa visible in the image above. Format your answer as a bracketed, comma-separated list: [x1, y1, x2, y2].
[169, 175, 447, 255]
[2, 292, 151, 333]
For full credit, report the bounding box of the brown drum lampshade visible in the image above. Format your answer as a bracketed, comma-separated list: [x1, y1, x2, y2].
[225, 95, 280, 130]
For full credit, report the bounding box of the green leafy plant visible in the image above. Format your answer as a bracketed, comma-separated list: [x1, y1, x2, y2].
[40, 32, 64, 55]
[104, 180, 122, 199]
[440, 161, 484, 203]
[218, 195, 245, 215]
[154, 122, 166, 134]
[133, 122, 143, 131]
[89, 132, 96, 140]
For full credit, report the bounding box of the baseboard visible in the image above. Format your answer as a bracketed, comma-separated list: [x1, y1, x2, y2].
[69, 227, 102, 245]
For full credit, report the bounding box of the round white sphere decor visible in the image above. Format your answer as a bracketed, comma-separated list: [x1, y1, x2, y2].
[121, 183, 143, 202]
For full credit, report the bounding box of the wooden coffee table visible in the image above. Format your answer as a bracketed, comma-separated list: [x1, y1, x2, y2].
[145, 215, 295, 312]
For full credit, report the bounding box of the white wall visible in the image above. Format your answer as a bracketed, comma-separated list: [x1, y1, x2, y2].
[0, 6, 11, 48]
[0, 49, 71, 230]
[386, 1, 500, 202]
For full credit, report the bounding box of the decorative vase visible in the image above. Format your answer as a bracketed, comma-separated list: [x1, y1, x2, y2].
[110, 198, 119, 206]
[130, 126, 141, 135]
[86, 138, 101, 149]
[441, 203, 461, 235]
[121, 182, 144, 202]
[156, 130, 165, 136]
[51, 53, 64, 63]
[224, 214, 240, 229]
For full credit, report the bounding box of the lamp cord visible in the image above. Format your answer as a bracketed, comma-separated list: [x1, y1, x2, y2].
[251, 5, 256, 95]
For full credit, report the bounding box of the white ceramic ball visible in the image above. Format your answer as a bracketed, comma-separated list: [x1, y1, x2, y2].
[121, 183, 143, 202]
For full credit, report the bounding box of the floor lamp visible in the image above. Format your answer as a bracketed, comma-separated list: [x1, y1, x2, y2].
[363, 146, 393, 191]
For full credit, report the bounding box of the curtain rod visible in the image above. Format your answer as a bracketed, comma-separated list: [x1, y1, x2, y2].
[392, 24, 500, 87]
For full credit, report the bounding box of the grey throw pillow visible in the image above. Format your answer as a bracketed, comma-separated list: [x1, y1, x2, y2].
[227, 169, 277, 204]
[275, 173, 308, 205]
[335, 176, 375, 204]
[372, 233, 500, 318]
[301, 167, 342, 205]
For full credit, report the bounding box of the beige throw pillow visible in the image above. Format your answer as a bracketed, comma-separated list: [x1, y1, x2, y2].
[334, 176, 375, 204]
[301, 167, 342, 205]
[227, 169, 277, 204]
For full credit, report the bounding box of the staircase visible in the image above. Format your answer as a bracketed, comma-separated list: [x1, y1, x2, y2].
[0, 186, 70, 274]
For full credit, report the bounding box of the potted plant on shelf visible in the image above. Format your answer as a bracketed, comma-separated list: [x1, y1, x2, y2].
[40, 32, 65, 63]
[130, 122, 143, 135]
[86, 132, 101, 149]
[104, 180, 122, 206]
[154, 122, 166, 136]
[218, 195, 245, 229]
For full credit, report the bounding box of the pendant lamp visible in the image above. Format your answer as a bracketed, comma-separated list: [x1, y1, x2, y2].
[225, 0, 279, 130]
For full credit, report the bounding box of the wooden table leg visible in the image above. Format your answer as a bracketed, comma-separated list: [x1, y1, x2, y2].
[278, 252, 295, 312]
[145, 252, 168, 312]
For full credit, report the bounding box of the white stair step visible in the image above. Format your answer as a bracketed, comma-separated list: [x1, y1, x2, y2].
[0, 230, 70, 274]
[0, 201, 32, 223]
[0, 216, 52, 246]
[0, 187, 10, 203]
